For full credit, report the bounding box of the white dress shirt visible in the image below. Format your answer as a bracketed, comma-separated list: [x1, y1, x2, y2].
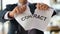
[4, 2, 30, 20]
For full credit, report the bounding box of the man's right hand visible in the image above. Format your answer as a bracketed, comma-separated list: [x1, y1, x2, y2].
[9, 5, 26, 18]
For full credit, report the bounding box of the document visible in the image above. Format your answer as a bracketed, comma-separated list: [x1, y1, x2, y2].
[14, 6, 54, 31]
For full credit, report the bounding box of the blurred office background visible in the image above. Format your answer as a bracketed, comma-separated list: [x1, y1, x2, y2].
[0, 0, 60, 34]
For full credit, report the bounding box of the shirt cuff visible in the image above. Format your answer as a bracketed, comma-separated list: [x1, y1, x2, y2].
[4, 11, 13, 20]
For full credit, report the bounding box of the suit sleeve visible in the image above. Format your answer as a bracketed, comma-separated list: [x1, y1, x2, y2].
[1, 9, 10, 21]
[1, 4, 16, 21]
[51, 10, 56, 17]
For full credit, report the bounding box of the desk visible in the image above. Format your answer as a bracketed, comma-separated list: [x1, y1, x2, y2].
[47, 26, 60, 34]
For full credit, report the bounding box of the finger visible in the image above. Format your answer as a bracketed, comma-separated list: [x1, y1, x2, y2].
[40, 4, 49, 10]
[15, 7, 20, 14]
[17, 5, 26, 14]
[22, 5, 26, 9]
[12, 7, 17, 14]
[41, 5, 45, 10]
[18, 6, 22, 13]
[39, 4, 43, 10]
[37, 3, 41, 5]
[18, 6, 24, 13]
[36, 3, 40, 9]
[19, 7, 24, 13]
[17, 6, 24, 14]
[42, 4, 49, 10]
[19, 8, 23, 13]
[22, 5, 26, 11]
[23, 5, 26, 7]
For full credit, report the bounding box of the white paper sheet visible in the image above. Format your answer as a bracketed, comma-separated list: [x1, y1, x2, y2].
[14, 6, 54, 31]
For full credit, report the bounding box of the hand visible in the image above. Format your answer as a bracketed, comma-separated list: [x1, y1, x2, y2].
[36, 3, 49, 10]
[9, 5, 26, 18]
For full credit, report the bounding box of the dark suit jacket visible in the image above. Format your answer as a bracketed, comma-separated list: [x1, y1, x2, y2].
[1, 3, 56, 34]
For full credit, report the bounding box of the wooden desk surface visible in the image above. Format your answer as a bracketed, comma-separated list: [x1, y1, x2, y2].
[47, 26, 60, 31]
